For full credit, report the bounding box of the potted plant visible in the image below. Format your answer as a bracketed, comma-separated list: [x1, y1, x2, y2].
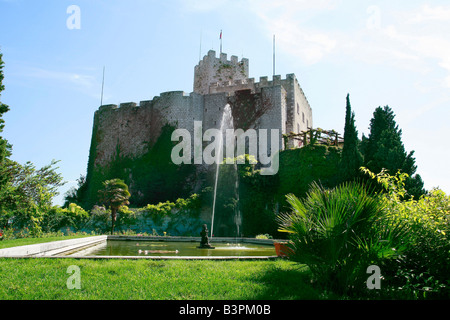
[274, 241, 293, 257]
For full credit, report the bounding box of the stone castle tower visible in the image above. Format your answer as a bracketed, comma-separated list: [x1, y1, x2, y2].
[89, 50, 312, 166]
[83, 50, 313, 206]
[194, 50, 249, 95]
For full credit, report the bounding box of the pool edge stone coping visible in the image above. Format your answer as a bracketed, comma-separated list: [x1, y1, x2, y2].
[0, 235, 284, 260]
[0, 235, 108, 258]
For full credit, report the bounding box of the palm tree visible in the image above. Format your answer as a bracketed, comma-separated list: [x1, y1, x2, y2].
[98, 179, 131, 234]
[278, 181, 410, 295]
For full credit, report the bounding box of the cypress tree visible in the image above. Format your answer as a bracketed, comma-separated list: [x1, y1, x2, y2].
[362, 105, 425, 198]
[340, 94, 363, 182]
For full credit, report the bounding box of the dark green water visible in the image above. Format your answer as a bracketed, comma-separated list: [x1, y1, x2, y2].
[83, 240, 276, 257]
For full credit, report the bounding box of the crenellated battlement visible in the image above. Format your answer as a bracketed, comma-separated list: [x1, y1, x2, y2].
[207, 74, 295, 91]
[98, 104, 118, 112]
[196, 50, 248, 70]
[207, 73, 309, 105]
[98, 91, 195, 113]
[208, 77, 255, 95]
[194, 50, 249, 95]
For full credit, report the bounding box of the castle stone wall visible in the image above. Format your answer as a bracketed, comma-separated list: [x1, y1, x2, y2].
[258, 85, 287, 153]
[204, 71, 313, 142]
[93, 102, 158, 168]
[93, 91, 205, 169]
[87, 50, 314, 205]
[203, 92, 229, 130]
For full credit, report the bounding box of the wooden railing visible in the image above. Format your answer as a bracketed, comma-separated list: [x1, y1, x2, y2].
[283, 128, 343, 149]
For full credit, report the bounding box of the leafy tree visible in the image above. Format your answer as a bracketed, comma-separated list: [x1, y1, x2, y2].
[42, 203, 89, 233]
[63, 175, 86, 207]
[0, 52, 11, 201]
[362, 106, 425, 198]
[362, 167, 449, 299]
[98, 179, 131, 234]
[340, 94, 363, 182]
[0, 160, 65, 233]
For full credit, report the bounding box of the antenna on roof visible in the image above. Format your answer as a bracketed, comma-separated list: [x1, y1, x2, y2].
[100, 66, 105, 106]
[199, 30, 203, 62]
[273, 34, 276, 77]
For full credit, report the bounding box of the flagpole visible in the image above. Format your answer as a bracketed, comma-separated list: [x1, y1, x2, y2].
[100, 66, 105, 106]
[199, 30, 202, 62]
[273, 34, 276, 77]
[220, 30, 223, 54]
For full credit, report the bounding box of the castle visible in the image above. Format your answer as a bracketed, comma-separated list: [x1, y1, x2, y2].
[89, 50, 313, 171]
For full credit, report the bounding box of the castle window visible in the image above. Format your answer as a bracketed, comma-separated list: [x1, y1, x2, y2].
[302, 112, 305, 123]
[297, 123, 300, 133]
[297, 103, 299, 114]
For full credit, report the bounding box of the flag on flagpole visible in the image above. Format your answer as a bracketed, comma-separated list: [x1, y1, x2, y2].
[220, 30, 223, 54]
[220, 30, 222, 39]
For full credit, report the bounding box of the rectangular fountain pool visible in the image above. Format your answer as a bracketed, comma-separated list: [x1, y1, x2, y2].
[62, 239, 277, 258]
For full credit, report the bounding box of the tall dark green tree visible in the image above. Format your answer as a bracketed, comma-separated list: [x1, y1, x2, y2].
[340, 94, 363, 182]
[362, 106, 425, 198]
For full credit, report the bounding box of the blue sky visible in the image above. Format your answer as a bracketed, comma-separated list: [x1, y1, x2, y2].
[1, 0, 449, 205]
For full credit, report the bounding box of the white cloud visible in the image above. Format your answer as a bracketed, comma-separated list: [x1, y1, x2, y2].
[248, 0, 338, 13]
[247, 0, 338, 65]
[402, 96, 450, 125]
[377, 7, 450, 88]
[277, 26, 337, 65]
[402, 4, 450, 24]
[24, 67, 96, 88]
[180, 0, 228, 12]
[245, 1, 450, 84]
[12, 66, 102, 99]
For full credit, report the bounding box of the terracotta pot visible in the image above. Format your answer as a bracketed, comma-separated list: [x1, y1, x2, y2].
[274, 242, 293, 257]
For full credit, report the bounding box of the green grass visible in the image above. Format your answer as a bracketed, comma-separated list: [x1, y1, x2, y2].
[0, 258, 327, 300]
[0, 235, 332, 300]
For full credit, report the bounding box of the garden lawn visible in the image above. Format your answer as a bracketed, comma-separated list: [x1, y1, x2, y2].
[0, 258, 323, 300]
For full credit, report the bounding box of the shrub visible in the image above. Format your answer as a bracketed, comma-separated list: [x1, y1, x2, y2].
[42, 203, 90, 233]
[278, 181, 410, 296]
[363, 168, 450, 299]
[135, 194, 203, 236]
[85, 205, 111, 234]
[256, 234, 273, 239]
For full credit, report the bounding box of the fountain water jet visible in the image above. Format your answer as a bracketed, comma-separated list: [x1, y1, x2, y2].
[210, 104, 242, 240]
